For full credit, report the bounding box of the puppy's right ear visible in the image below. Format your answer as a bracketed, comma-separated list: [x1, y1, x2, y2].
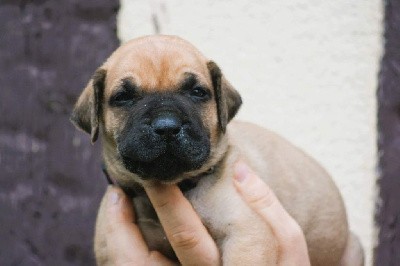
[70, 68, 106, 143]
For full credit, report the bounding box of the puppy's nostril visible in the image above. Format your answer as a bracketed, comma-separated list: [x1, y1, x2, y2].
[151, 114, 182, 136]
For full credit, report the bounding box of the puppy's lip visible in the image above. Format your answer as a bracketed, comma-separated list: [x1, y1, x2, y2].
[120, 144, 209, 181]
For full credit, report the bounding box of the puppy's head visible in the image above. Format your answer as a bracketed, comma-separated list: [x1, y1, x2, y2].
[71, 35, 241, 184]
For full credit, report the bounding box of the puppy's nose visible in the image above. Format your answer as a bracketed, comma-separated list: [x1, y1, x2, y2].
[151, 113, 182, 136]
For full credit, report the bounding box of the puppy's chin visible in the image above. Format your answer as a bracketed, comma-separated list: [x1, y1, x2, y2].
[122, 152, 209, 182]
[119, 132, 211, 181]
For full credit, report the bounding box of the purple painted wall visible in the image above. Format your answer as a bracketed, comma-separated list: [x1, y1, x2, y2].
[375, 0, 400, 265]
[0, 1, 119, 265]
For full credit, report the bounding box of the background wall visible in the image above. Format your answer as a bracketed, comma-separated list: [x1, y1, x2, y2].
[375, 0, 400, 264]
[0, 1, 119, 265]
[119, 0, 383, 264]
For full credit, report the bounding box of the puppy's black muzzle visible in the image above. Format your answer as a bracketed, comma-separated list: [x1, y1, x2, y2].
[117, 94, 210, 181]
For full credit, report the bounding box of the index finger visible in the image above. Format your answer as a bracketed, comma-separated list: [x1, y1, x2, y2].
[145, 184, 220, 266]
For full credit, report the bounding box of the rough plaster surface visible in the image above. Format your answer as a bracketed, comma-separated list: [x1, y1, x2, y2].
[118, 1, 382, 264]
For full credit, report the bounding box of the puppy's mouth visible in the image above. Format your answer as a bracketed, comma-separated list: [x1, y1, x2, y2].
[117, 113, 210, 181]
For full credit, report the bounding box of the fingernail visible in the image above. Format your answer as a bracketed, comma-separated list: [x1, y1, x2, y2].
[109, 189, 120, 205]
[234, 161, 250, 183]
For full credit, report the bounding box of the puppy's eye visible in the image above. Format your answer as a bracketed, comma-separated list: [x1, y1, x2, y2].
[109, 79, 139, 107]
[110, 90, 135, 106]
[190, 87, 210, 101]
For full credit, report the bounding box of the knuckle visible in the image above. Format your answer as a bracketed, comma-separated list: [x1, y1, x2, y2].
[152, 198, 172, 210]
[247, 188, 275, 210]
[169, 226, 200, 250]
[104, 222, 117, 236]
[104, 219, 125, 237]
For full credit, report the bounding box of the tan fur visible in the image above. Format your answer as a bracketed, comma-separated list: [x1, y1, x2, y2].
[72, 35, 364, 265]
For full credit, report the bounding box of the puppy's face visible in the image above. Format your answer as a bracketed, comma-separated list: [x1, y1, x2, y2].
[71, 35, 241, 183]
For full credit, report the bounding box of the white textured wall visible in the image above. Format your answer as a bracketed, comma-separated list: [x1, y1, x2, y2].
[118, 1, 382, 264]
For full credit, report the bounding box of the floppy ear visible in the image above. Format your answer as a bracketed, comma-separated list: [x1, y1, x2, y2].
[207, 61, 242, 133]
[70, 68, 106, 143]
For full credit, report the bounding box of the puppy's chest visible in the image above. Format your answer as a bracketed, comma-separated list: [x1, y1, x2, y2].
[185, 173, 249, 238]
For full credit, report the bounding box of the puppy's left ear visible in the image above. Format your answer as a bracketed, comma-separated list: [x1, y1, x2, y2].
[70, 68, 106, 143]
[207, 61, 242, 133]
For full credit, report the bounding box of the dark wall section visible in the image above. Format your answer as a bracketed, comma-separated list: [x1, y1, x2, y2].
[0, 1, 119, 265]
[376, 0, 400, 265]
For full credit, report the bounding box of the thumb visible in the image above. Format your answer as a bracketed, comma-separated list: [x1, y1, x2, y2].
[232, 162, 310, 266]
[96, 186, 149, 264]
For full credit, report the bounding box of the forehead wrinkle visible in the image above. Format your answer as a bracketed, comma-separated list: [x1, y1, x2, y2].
[106, 42, 210, 93]
[104, 71, 138, 98]
[139, 61, 195, 92]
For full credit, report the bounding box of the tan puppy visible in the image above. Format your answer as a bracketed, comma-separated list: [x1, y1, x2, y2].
[71, 35, 363, 265]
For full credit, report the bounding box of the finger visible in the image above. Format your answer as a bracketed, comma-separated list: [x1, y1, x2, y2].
[100, 186, 150, 264]
[145, 184, 220, 266]
[148, 251, 177, 266]
[233, 162, 295, 234]
[233, 162, 310, 266]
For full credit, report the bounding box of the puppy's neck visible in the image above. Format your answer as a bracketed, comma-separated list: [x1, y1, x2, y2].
[101, 160, 222, 198]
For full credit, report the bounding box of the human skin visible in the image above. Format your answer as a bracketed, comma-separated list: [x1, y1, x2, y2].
[95, 161, 310, 266]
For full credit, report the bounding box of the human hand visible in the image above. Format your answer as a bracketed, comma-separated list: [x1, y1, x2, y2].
[144, 185, 220, 266]
[95, 186, 176, 265]
[96, 162, 310, 266]
[233, 161, 311, 266]
[95, 184, 220, 266]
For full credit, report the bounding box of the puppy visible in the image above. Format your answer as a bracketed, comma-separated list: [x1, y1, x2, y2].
[71, 35, 363, 265]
